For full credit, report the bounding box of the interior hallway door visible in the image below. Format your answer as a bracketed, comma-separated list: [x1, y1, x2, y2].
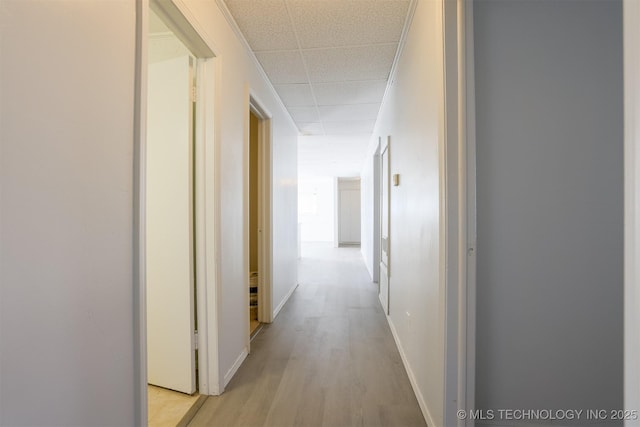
[338, 179, 361, 245]
[379, 139, 390, 314]
[146, 35, 196, 394]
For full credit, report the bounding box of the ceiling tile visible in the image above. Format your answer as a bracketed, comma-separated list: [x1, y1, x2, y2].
[287, 1, 410, 49]
[289, 106, 320, 122]
[273, 84, 315, 106]
[313, 80, 387, 105]
[303, 45, 397, 82]
[255, 51, 308, 84]
[225, 0, 298, 51]
[319, 103, 380, 121]
[323, 120, 377, 134]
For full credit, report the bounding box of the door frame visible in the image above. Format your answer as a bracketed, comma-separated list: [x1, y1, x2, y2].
[134, 0, 221, 424]
[624, 0, 640, 422]
[336, 177, 362, 246]
[441, 0, 476, 425]
[379, 136, 390, 315]
[245, 92, 273, 348]
[373, 139, 382, 284]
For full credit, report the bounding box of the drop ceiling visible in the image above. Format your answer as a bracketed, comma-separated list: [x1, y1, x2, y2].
[221, 0, 413, 175]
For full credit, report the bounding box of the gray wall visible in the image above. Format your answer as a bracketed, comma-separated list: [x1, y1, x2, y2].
[1, 2, 137, 425]
[474, 0, 623, 421]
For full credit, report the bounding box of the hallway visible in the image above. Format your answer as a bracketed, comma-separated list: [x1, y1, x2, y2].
[188, 243, 426, 427]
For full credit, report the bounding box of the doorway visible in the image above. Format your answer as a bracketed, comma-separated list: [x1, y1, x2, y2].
[372, 139, 382, 284]
[379, 137, 390, 315]
[139, 1, 218, 425]
[249, 111, 261, 337]
[146, 7, 196, 395]
[146, 8, 198, 424]
[246, 99, 273, 344]
[336, 178, 362, 247]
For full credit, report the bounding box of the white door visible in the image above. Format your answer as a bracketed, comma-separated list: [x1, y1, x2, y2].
[379, 141, 390, 314]
[146, 39, 196, 394]
[338, 179, 361, 245]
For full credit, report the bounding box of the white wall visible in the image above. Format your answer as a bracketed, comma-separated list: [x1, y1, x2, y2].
[173, 1, 299, 386]
[361, 1, 446, 425]
[0, 1, 137, 425]
[474, 0, 623, 422]
[625, 1, 640, 423]
[0, 1, 299, 423]
[298, 176, 335, 242]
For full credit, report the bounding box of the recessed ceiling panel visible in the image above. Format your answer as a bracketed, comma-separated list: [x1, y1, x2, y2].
[313, 80, 387, 106]
[225, 0, 299, 51]
[222, 0, 414, 175]
[288, 106, 320, 122]
[255, 50, 309, 84]
[323, 120, 377, 134]
[273, 84, 316, 106]
[288, 1, 410, 49]
[304, 44, 397, 83]
[319, 103, 381, 122]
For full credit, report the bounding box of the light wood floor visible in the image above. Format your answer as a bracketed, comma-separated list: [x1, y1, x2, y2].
[188, 242, 426, 427]
[148, 385, 200, 427]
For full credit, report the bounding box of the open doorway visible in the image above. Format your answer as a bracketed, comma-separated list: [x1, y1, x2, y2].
[249, 111, 261, 337]
[247, 99, 273, 344]
[336, 177, 362, 247]
[140, 2, 218, 425]
[146, 7, 199, 424]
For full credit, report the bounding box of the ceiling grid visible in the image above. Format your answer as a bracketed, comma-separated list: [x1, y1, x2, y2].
[223, 0, 411, 138]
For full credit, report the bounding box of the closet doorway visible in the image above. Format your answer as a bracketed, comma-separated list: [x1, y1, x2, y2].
[249, 111, 261, 337]
[146, 7, 197, 397]
[141, 1, 218, 424]
[246, 100, 273, 343]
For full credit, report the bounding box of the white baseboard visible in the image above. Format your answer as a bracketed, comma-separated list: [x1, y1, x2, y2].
[223, 347, 248, 387]
[386, 315, 436, 427]
[272, 282, 298, 319]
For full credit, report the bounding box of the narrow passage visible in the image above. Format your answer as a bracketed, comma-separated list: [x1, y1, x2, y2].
[189, 243, 426, 427]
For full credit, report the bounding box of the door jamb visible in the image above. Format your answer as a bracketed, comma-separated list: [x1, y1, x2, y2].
[373, 139, 382, 284]
[134, 1, 221, 425]
[441, 0, 476, 425]
[246, 93, 273, 350]
[624, 0, 640, 422]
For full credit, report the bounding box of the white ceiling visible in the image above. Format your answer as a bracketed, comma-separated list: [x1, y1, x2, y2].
[221, 0, 412, 176]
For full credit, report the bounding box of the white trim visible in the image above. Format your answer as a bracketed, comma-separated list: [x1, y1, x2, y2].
[133, 1, 149, 425]
[211, 51, 224, 395]
[136, 0, 223, 413]
[386, 315, 436, 427]
[223, 348, 249, 387]
[463, 0, 477, 423]
[333, 178, 340, 248]
[624, 1, 640, 425]
[273, 283, 299, 319]
[245, 93, 274, 354]
[214, 0, 298, 132]
[151, 0, 218, 58]
[255, 103, 274, 325]
[243, 88, 251, 353]
[194, 56, 220, 396]
[372, 140, 382, 284]
[441, 0, 475, 425]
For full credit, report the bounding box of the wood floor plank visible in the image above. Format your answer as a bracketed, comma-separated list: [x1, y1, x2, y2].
[188, 243, 426, 427]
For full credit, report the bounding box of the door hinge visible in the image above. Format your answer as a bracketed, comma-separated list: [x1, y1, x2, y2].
[194, 330, 199, 350]
[191, 85, 197, 102]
